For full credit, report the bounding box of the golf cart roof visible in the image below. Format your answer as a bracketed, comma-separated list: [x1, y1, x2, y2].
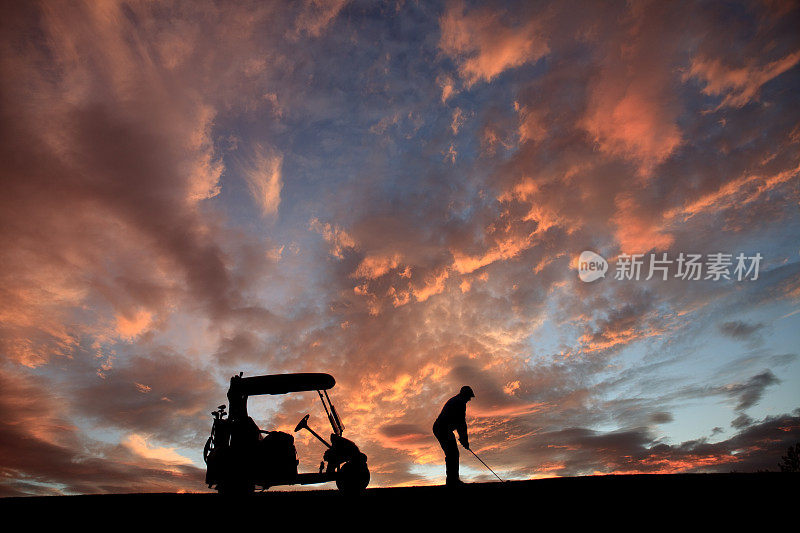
[230, 372, 335, 396]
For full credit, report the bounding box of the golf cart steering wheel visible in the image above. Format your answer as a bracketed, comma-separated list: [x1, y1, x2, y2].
[294, 414, 310, 432]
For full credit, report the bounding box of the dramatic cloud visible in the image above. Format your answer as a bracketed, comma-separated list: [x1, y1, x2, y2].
[439, 1, 549, 87]
[1, 0, 798, 495]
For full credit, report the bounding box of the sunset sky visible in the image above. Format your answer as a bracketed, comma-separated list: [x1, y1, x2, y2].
[1, 0, 799, 496]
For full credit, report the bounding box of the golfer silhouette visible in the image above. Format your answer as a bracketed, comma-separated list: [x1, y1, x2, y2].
[432, 385, 474, 486]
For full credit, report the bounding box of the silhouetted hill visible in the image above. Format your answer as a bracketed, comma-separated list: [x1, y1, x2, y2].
[2, 473, 794, 526]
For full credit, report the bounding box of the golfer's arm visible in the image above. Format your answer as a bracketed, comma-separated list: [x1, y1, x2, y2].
[456, 420, 468, 444]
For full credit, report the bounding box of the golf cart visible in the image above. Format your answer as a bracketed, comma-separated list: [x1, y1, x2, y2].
[203, 372, 369, 495]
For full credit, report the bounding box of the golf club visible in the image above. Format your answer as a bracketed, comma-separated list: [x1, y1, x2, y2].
[468, 448, 505, 482]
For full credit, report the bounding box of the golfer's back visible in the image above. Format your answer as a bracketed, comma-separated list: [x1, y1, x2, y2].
[435, 394, 466, 432]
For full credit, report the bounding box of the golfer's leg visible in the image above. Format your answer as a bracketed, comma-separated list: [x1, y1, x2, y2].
[444, 433, 459, 483]
[434, 425, 450, 481]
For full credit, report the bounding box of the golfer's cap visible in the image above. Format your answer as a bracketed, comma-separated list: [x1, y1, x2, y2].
[460, 385, 475, 398]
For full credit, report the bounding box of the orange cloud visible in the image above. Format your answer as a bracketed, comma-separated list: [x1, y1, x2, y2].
[517, 105, 548, 144]
[352, 253, 403, 279]
[439, 2, 549, 86]
[122, 434, 194, 465]
[242, 144, 283, 216]
[686, 50, 800, 109]
[451, 225, 547, 274]
[582, 82, 682, 177]
[664, 163, 800, 222]
[412, 268, 450, 302]
[612, 193, 674, 253]
[309, 217, 357, 258]
[184, 104, 224, 203]
[471, 402, 546, 418]
[116, 309, 154, 340]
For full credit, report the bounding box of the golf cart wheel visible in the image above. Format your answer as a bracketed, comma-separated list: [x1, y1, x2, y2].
[335, 460, 369, 495]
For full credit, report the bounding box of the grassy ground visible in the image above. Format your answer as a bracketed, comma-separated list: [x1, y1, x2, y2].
[2, 473, 794, 527]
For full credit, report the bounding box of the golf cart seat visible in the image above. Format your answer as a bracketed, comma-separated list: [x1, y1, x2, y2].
[257, 430, 299, 480]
